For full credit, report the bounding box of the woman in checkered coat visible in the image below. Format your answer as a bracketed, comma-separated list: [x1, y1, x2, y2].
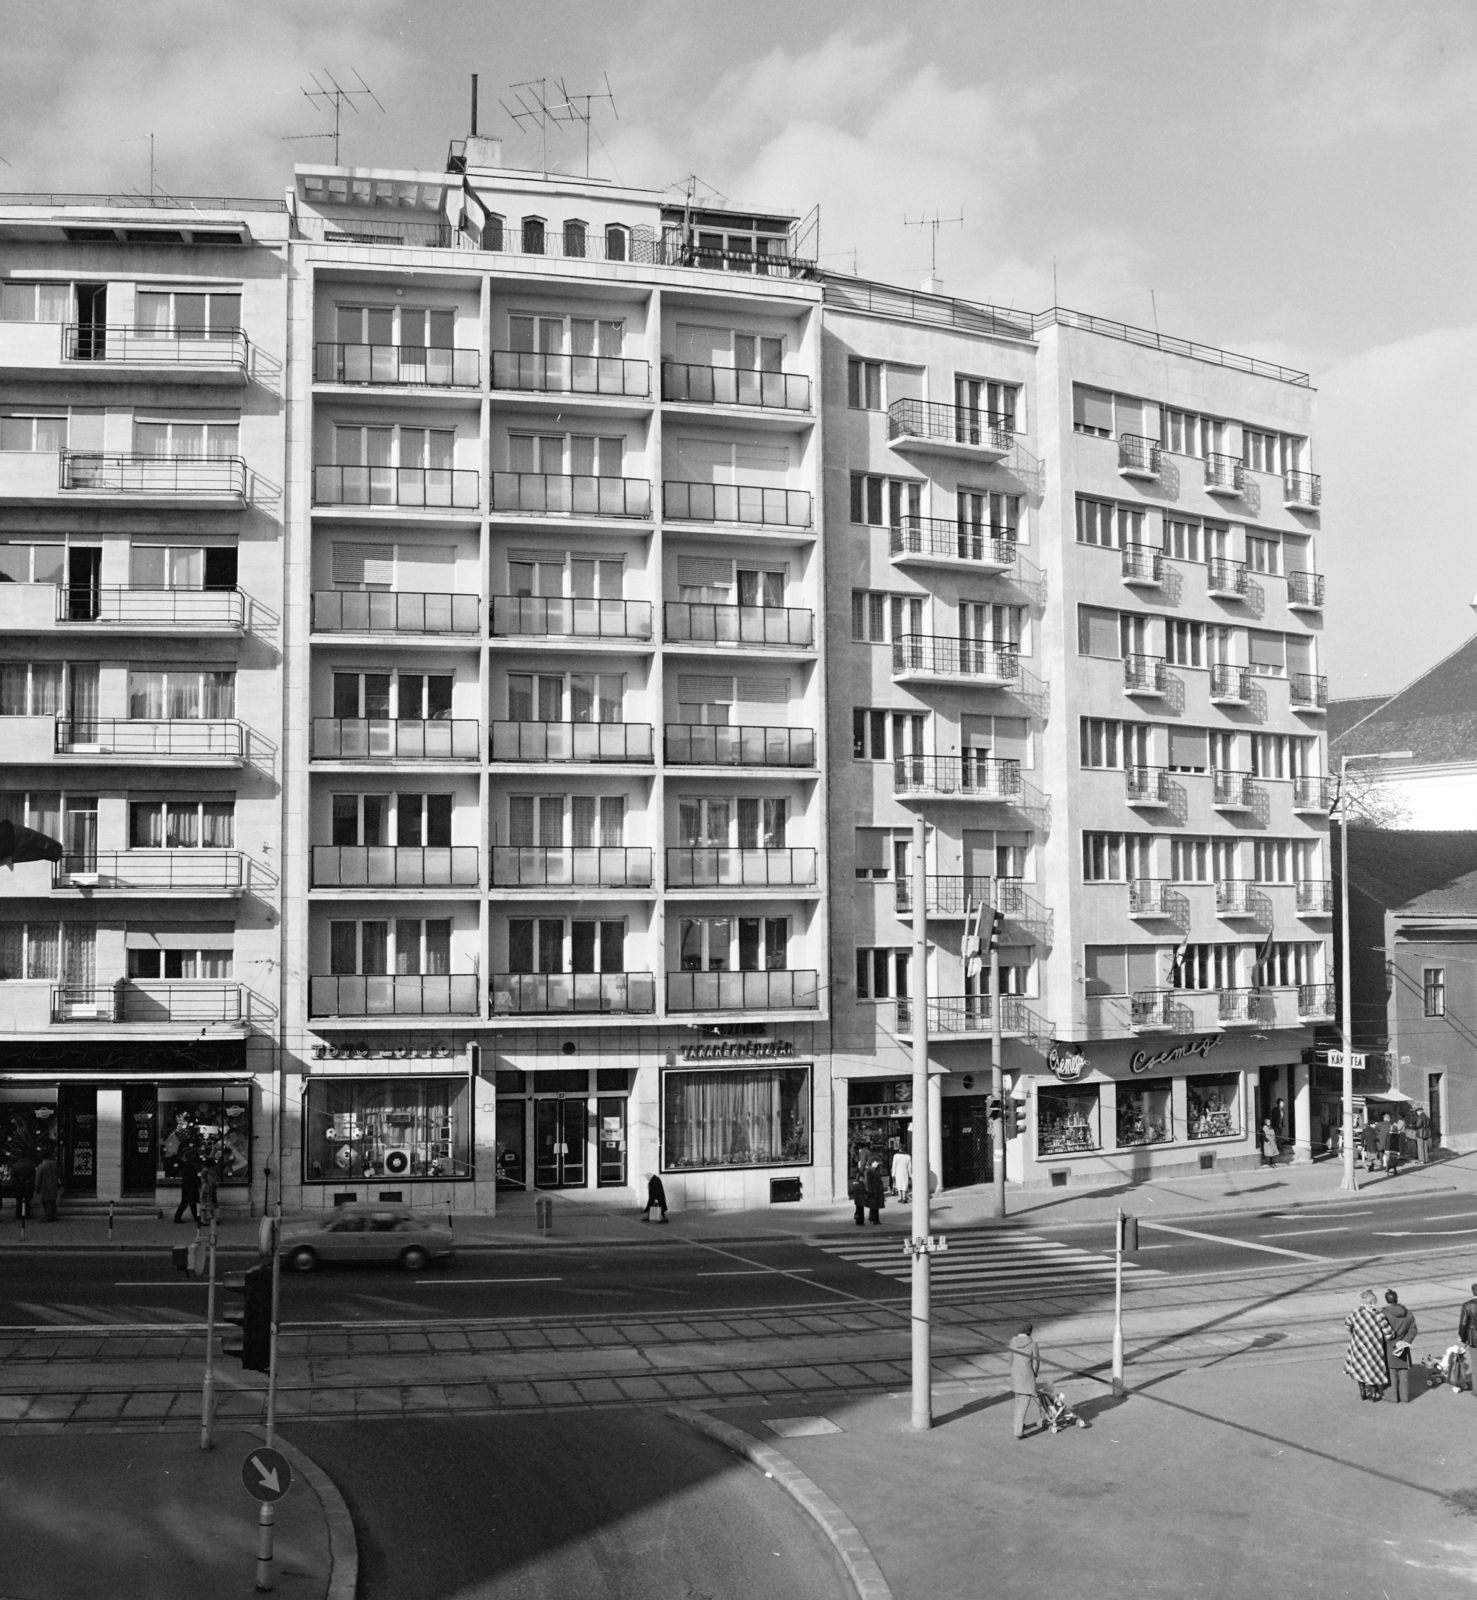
[1344, 1288, 1393, 1401]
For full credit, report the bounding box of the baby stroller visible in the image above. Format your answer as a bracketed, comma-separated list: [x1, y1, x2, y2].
[1427, 1345, 1469, 1391]
[1036, 1386, 1088, 1432]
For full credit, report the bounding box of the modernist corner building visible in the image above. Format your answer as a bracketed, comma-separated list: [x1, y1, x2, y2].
[0, 130, 1331, 1213]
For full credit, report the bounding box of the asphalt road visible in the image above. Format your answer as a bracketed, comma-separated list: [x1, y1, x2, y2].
[283, 1411, 855, 1600]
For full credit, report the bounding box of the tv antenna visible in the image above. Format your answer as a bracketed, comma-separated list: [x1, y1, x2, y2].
[283, 69, 384, 165]
[551, 73, 618, 178]
[904, 209, 963, 285]
[501, 78, 561, 174]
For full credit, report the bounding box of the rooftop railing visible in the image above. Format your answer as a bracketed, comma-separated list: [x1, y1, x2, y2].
[492, 349, 649, 397]
[889, 517, 1016, 569]
[313, 591, 479, 634]
[661, 361, 810, 411]
[892, 634, 1019, 682]
[61, 452, 246, 497]
[314, 465, 480, 510]
[887, 397, 1014, 453]
[663, 481, 812, 529]
[490, 721, 653, 763]
[311, 718, 481, 761]
[664, 602, 813, 649]
[311, 845, 480, 888]
[666, 970, 819, 1012]
[493, 471, 651, 519]
[310, 974, 481, 1017]
[315, 341, 479, 388]
[64, 325, 248, 369]
[490, 971, 656, 1015]
[666, 847, 817, 888]
[664, 724, 814, 768]
[56, 585, 246, 628]
[894, 754, 1022, 801]
[492, 595, 650, 640]
[491, 846, 653, 889]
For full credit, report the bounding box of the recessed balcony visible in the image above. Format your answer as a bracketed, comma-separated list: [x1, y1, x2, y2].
[1292, 776, 1334, 813]
[662, 482, 812, 530]
[1204, 454, 1244, 498]
[311, 845, 481, 889]
[0, 583, 248, 635]
[666, 847, 817, 888]
[1124, 654, 1167, 696]
[1215, 879, 1270, 919]
[313, 591, 480, 636]
[1287, 570, 1325, 611]
[1284, 471, 1321, 511]
[664, 601, 813, 650]
[1121, 544, 1163, 588]
[1218, 987, 1266, 1026]
[492, 595, 650, 642]
[1212, 770, 1254, 810]
[52, 982, 246, 1026]
[0, 323, 248, 383]
[1291, 674, 1328, 714]
[490, 972, 655, 1015]
[316, 341, 480, 389]
[314, 465, 480, 512]
[1117, 434, 1162, 481]
[663, 724, 815, 769]
[666, 969, 819, 1013]
[1128, 879, 1173, 917]
[52, 851, 245, 895]
[661, 361, 809, 412]
[311, 719, 481, 762]
[894, 754, 1022, 803]
[1125, 766, 1171, 807]
[55, 718, 248, 765]
[491, 846, 653, 889]
[0, 452, 249, 508]
[892, 634, 1019, 686]
[1209, 664, 1250, 704]
[494, 350, 649, 398]
[886, 398, 1012, 462]
[493, 471, 651, 519]
[1207, 558, 1249, 599]
[1297, 879, 1334, 915]
[1298, 982, 1335, 1021]
[310, 974, 481, 1018]
[490, 721, 653, 764]
[888, 517, 1016, 575]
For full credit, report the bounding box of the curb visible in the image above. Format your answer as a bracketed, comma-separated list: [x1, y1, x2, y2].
[253, 1426, 358, 1600]
[667, 1402, 893, 1600]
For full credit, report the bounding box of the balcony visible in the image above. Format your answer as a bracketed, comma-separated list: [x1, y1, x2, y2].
[314, 465, 480, 511]
[1121, 544, 1163, 588]
[1131, 989, 1175, 1029]
[889, 517, 1016, 575]
[494, 350, 649, 398]
[664, 602, 813, 650]
[1298, 982, 1335, 1021]
[310, 974, 481, 1018]
[1124, 654, 1167, 696]
[1215, 880, 1269, 919]
[894, 874, 991, 917]
[1128, 879, 1172, 917]
[666, 847, 817, 888]
[490, 972, 655, 1016]
[313, 591, 480, 635]
[1212, 769, 1254, 810]
[490, 721, 653, 764]
[10, 452, 248, 507]
[1204, 454, 1244, 497]
[311, 846, 481, 889]
[664, 724, 815, 768]
[1292, 775, 1334, 812]
[12, 584, 248, 633]
[492, 595, 651, 641]
[893, 994, 1053, 1047]
[493, 471, 651, 519]
[311, 719, 481, 762]
[1218, 987, 1266, 1026]
[1287, 570, 1325, 611]
[662, 482, 812, 530]
[57, 982, 247, 1026]
[892, 634, 1019, 686]
[1117, 434, 1162, 481]
[661, 362, 810, 412]
[1291, 674, 1328, 713]
[894, 755, 1022, 803]
[491, 846, 653, 889]
[1297, 879, 1334, 915]
[1125, 766, 1170, 806]
[1284, 471, 1321, 511]
[1209, 664, 1250, 704]
[52, 851, 244, 895]
[55, 325, 249, 379]
[315, 342, 479, 389]
[1207, 558, 1248, 599]
[666, 970, 819, 1013]
[55, 718, 247, 764]
[886, 398, 1013, 462]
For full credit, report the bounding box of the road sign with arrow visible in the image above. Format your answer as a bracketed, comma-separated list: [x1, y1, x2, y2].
[241, 1447, 292, 1503]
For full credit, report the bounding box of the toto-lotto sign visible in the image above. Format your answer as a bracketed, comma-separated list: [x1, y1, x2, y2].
[1047, 1044, 1090, 1081]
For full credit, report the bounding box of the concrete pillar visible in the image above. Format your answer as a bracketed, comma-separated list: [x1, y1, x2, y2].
[1292, 1059, 1313, 1165]
[95, 1088, 123, 1201]
[928, 1072, 943, 1194]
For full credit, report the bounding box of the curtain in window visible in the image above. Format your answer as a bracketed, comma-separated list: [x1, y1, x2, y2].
[61, 925, 93, 988]
[361, 921, 388, 975]
[136, 293, 171, 335]
[203, 672, 235, 719]
[0, 665, 28, 716]
[424, 920, 451, 976]
[0, 924, 22, 979]
[599, 796, 624, 847]
[166, 802, 198, 848]
[329, 922, 357, 974]
[396, 919, 423, 976]
[129, 671, 163, 720]
[202, 803, 234, 847]
[31, 665, 63, 717]
[31, 923, 60, 979]
[167, 672, 200, 720]
[662, 1067, 810, 1169]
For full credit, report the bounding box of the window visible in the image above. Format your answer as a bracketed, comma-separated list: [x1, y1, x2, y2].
[1083, 833, 1125, 882]
[304, 1076, 470, 1183]
[510, 549, 624, 600]
[852, 709, 924, 761]
[1172, 943, 1238, 992]
[508, 432, 623, 477]
[1262, 941, 1321, 987]
[855, 947, 911, 1000]
[127, 946, 233, 980]
[1252, 839, 1303, 884]
[959, 601, 1023, 650]
[0, 282, 73, 322]
[332, 672, 453, 722]
[1163, 517, 1201, 563]
[1117, 1083, 1172, 1147]
[508, 794, 623, 848]
[853, 827, 896, 880]
[679, 915, 788, 972]
[605, 225, 628, 261]
[562, 219, 587, 258]
[134, 419, 239, 459]
[137, 289, 241, 340]
[1170, 838, 1211, 883]
[1187, 1072, 1241, 1140]
[1037, 1084, 1101, 1155]
[1248, 631, 1286, 677]
[1250, 734, 1312, 780]
[0, 791, 95, 855]
[0, 922, 94, 982]
[956, 375, 1018, 431]
[1166, 619, 1204, 668]
[509, 313, 623, 358]
[847, 359, 882, 409]
[1075, 497, 1144, 549]
[1167, 728, 1208, 774]
[661, 1066, 811, 1170]
[127, 667, 234, 720]
[1161, 409, 1224, 459]
[506, 671, 622, 723]
[1244, 430, 1305, 475]
[1079, 719, 1150, 770]
[1424, 967, 1446, 1018]
[677, 795, 786, 848]
[330, 793, 452, 848]
[1077, 606, 1123, 659]
[0, 542, 64, 584]
[331, 918, 452, 976]
[130, 799, 234, 849]
[1072, 386, 1113, 437]
[0, 413, 68, 452]
[0, 661, 66, 716]
[851, 590, 922, 642]
[850, 473, 921, 527]
[521, 217, 546, 254]
[335, 424, 453, 471]
[130, 543, 238, 591]
[1084, 944, 1165, 997]
[1247, 534, 1281, 575]
[509, 916, 624, 975]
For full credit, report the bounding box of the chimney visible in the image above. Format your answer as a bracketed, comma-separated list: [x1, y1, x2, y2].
[463, 135, 504, 170]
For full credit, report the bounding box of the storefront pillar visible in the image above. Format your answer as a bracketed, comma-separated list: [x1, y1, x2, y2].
[1292, 1059, 1314, 1165]
[928, 1072, 943, 1194]
[95, 1088, 123, 1203]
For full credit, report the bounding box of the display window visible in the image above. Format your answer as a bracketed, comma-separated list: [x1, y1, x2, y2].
[303, 1076, 471, 1182]
[1116, 1083, 1172, 1147]
[1037, 1084, 1101, 1156]
[158, 1086, 251, 1185]
[1, 1101, 59, 1188]
[662, 1066, 811, 1171]
[1187, 1072, 1242, 1141]
[847, 1077, 912, 1177]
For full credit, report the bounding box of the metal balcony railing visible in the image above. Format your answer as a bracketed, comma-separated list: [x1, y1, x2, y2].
[1297, 879, 1334, 914]
[887, 398, 1014, 452]
[311, 846, 480, 888]
[893, 994, 1047, 1039]
[492, 595, 651, 640]
[665, 242, 818, 279]
[1204, 453, 1244, 494]
[1218, 987, 1265, 1024]
[311, 974, 481, 1017]
[295, 216, 469, 249]
[311, 719, 481, 761]
[1210, 663, 1249, 701]
[892, 634, 1019, 682]
[1124, 654, 1167, 694]
[1287, 570, 1325, 609]
[490, 721, 653, 763]
[56, 585, 246, 628]
[1121, 544, 1163, 585]
[894, 755, 1022, 801]
[661, 361, 810, 411]
[666, 970, 819, 1012]
[1128, 879, 1172, 916]
[662, 481, 812, 528]
[1125, 766, 1170, 805]
[1117, 434, 1161, 476]
[1213, 769, 1253, 808]
[51, 982, 245, 1024]
[490, 972, 656, 1015]
[61, 452, 246, 497]
[1131, 988, 1174, 1027]
[889, 517, 1016, 568]
[664, 724, 814, 767]
[493, 471, 652, 518]
[491, 846, 653, 889]
[1293, 775, 1334, 811]
[1298, 983, 1335, 1019]
[55, 718, 246, 759]
[53, 851, 243, 891]
[313, 591, 480, 634]
[1284, 471, 1321, 510]
[492, 349, 649, 397]
[315, 342, 480, 388]
[313, 465, 480, 510]
[63, 324, 249, 369]
[666, 847, 817, 888]
[1214, 879, 1266, 917]
[1207, 557, 1248, 597]
[50, 986, 120, 1022]
[664, 602, 813, 649]
[894, 874, 992, 916]
[1291, 674, 1328, 710]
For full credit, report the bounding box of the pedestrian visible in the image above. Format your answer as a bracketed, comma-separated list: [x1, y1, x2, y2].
[1272, 1097, 1286, 1142]
[864, 1158, 886, 1226]
[1383, 1289, 1418, 1403]
[640, 1173, 668, 1223]
[173, 1157, 201, 1226]
[1375, 1113, 1393, 1173]
[1261, 1118, 1279, 1167]
[891, 1146, 912, 1203]
[1010, 1321, 1042, 1439]
[1414, 1105, 1431, 1165]
[1344, 1288, 1392, 1401]
[1458, 1282, 1477, 1394]
[1387, 1113, 1406, 1174]
[9, 1151, 35, 1221]
[848, 1166, 867, 1226]
[34, 1152, 60, 1223]
[199, 1162, 219, 1218]
[1361, 1118, 1379, 1171]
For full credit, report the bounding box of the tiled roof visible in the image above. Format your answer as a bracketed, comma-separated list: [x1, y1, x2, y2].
[1327, 696, 1390, 743]
[1332, 634, 1477, 765]
[1347, 827, 1477, 914]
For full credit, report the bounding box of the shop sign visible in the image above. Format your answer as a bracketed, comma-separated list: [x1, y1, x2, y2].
[1130, 1036, 1221, 1075]
[678, 1039, 797, 1062]
[312, 1042, 457, 1061]
[1047, 1044, 1090, 1082]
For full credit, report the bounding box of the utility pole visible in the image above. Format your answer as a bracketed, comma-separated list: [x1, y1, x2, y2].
[199, 1206, 218, 1450]
[989, 898, 1005, 1219]
[909, 815, 933, 1431]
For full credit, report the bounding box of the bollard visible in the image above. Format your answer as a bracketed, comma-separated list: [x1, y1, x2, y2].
[255, 1501, 276, 1591]
[535, 1195, 552, 1233]
[108, 1200, 114, 1243]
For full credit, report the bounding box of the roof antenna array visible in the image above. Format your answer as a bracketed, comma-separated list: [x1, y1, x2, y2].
[283, 69, 384, 166]
[502, 75, 618, 177]
[904, 209, 963, 292]
[552, 74, 618, 178]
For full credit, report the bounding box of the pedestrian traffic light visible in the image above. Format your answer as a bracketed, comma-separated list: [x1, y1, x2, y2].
[221, 1263, 272, 1372]
[985, 1093, 1003, 1122]
[1002, 1097, 1020, 1140]
[1116, 1214, 1139, 1253]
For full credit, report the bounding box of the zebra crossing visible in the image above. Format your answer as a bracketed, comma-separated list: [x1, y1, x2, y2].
[812, 1226, 1162, 1300]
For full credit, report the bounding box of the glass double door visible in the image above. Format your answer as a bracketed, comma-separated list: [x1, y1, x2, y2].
[535, 1097, 587, 1189]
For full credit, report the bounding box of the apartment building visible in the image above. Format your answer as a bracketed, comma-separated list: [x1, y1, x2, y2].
[824, 280, 1331, 1186]
[0, 196, 289, 1210]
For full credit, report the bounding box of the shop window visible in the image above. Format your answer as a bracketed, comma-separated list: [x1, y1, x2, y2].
[1036, 1084, 1100, 1156]
[661, 1065, 811, 1170]
[158, 1087, 251, 1185]
[1187, 1072, 1241, 1140]
[303, 1075, 471, 1182]
[1117, 1083, 1172, 1147]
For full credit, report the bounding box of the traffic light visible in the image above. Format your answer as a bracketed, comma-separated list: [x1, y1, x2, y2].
[221, 1262, 272, 1372]
[987, 908, 1004, 952]
[985, 1093, 1003, 1122]
[1002, 1097, 1020, 1140]
[1116, 1214, 1139, 1253]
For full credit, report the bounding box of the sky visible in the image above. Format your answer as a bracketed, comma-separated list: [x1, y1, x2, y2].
[0, 0, 1471, 699]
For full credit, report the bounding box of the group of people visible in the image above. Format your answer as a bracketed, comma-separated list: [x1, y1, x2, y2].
[2, 1150, 61, 1222]
[1359, 1108, 1430, 1172]
[1343, 1287, 1421, 1401]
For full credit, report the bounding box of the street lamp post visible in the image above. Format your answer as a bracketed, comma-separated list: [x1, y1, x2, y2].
[909, 815, 933, 1431]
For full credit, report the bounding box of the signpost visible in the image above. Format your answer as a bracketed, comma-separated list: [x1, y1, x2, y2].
[243, 1446, 291, 1591]
[1112, 1209, 1138, 1396]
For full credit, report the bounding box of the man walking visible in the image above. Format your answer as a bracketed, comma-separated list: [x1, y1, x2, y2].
[863, 1158, 886, 1226]
[1458, 1282, 1477, 1393]
[34, 1151, 60, 1223]
[1413, 1105, 1430, 1165]
[1010, 1321, 1042, 1439]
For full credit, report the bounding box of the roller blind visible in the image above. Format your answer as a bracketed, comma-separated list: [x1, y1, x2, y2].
[332, 543, 394, 589]
[1078, 606, 1121, 658]
[1169, 728, 1209, 767]
[736, 676, 790, 703]
[676, 556, 734, 589]
[1249, 631, 1285, 668]
[854, 828, 888, 870]
[677, 675, 733, 703]
[1073, 386, 1113, 431]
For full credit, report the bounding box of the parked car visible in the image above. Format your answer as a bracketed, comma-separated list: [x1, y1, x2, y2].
[271, 1202, 454, 1272]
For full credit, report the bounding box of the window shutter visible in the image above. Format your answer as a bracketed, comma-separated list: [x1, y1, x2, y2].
[1074, 386, 1113, 431]
[1084, 945, 1127, 997]
[1249, 631, 1285, 669]
[733, 442, 789, 474]
[333, 543, 394, 588]
[676, 556, 734, 589]
[736, 676, 790, 703]
[1078, 606, 1121, 658]
[854, 828, 888, 870]
[677, 675, 733, 703]
[1168, 728, 1209, 767]
[1125, 946, 1161, 991]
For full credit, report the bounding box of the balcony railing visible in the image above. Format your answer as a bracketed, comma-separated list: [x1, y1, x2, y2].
[1218, 987, 1265, 1024]
[889, 517, 1016, 570]
[492, 595, 651, 640]
[1210, 664, 1249, 702]
[493, 471, 651, 518]
[490, 721, 653, 763]
[1297, 879, 1334, 915]
[664, 602, 813, 649]
[56, 585, 247, 628]
[1284, 471, 1321, 510]
[894, 755, 1022, 801]
[490, 972, 656, 1015]
[894, 994, 1049, 1042]
[666, 847, 817, 888]
[51, 983, 245, 1024]
[1204, 454, 1244, 495]
[1207, 558, 1248, 597]
[64, 325, 249, 370]
[1131, 989, 1175, 1028]
[311, 974, 481, 1017]
[61, 452, 246, 497]
[1128, 879, 1172, 916]
[666, 970, 819, 1012]
[1287, 570, 1325, 609]
[55, 718, 245, 759]
[311, 846, 480, 888]
[314, 465, 480, 510]
[1125, 766, 1170, 805]
[315, 341, 480, 388]
[1124, 654, 1167, 694]
[1121, 544, 1163, 586]
[53, 851, 243, 892]
[1293, 775, 1334, 811]
[1213, 769, 1253, 809]
[1291, 674, 1328, 710]
[311, 719, 481, 761]
[1215, 880, 1268, 918]
[664, 724, 814, 768]
[313, 591, 479, 634]
[662, 481, 812, 529]
[491, 846, 653, 889]
[661, 361, 810, 411]
[1298, 983, 1335, 1020]
[892, 634, 1019, 683]
[887, 398, 1013, 453]
[893, 875, 990, 916]
[1117, 434, 1161, 478]
[492, 349, 649, 397]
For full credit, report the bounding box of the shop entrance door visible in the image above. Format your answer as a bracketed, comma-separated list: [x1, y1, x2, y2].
[1429, 1072, 1445, 1143]
[121, 1085, 158, 1193]
[940, 1096, 991, 1189]
[57, 1085, 98, 1195]
[495, 1102, 527, 1190]
[534, 1098, 587, 1188]
[596, 1097, 627, 1187]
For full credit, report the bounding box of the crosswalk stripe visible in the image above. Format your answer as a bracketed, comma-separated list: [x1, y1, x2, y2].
[810, 1229, 1161, 1293]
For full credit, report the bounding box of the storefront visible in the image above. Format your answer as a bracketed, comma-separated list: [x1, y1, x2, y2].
[846, 1077, 912, 1179]
[493, 1065, 632, 1192]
